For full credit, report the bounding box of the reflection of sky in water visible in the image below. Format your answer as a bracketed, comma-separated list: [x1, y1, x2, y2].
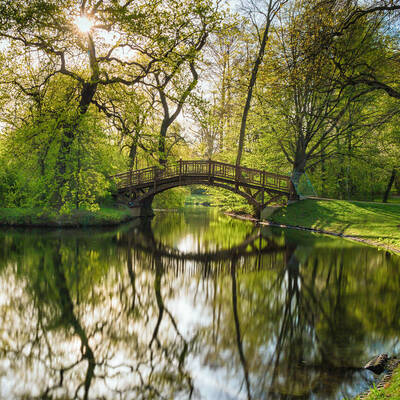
[0, 208, 399, 399]
[167, 294, 247, 399]
[177, 234, 197, 253]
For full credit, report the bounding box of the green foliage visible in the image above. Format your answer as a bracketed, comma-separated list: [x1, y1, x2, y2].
[152, 187, 189, 209]
[1, 97, 123, 212]
[0, 0, 400, 217]
[205, 186, 253, 213]
[0, 206, 132, 227]
[0, 0, 223, 216]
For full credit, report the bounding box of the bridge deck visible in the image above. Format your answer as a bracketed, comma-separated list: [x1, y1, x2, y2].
[111, 160, 294, 197]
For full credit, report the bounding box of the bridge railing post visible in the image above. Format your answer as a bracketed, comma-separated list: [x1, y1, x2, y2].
[179, 158, 182, 183]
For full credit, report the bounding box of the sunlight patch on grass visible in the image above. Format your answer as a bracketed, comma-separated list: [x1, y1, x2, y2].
[270, 199, 400, 251]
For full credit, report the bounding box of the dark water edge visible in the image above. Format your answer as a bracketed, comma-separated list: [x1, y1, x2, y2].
[0, 207, 399, 400]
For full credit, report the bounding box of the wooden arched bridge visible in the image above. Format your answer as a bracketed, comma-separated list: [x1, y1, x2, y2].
[111, 159, 297, 216]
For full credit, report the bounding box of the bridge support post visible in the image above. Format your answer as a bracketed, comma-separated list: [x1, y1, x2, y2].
[130, 196, 155, 218]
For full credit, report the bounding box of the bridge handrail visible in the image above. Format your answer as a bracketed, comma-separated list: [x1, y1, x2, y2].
[110, 159, 294, 194]
[208, 160, 291, 180]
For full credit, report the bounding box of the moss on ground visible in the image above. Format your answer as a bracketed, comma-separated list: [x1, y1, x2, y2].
[0, 206, 133, 227]
[269, 199, 400, 252]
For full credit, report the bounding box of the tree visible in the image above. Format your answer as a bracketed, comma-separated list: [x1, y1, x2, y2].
[0, 0, 222, 207]
[154, 60, 201, 166]
[256, 0, 396, 186]
[236, 0, 288, 167]
[93, 83, 157, 169]
[190, 96, 222, 159]
[312, 0, 400, 101]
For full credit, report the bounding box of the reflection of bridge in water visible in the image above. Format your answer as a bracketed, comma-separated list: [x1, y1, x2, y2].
[117, 223, 376, 399]
[0, 221, 384, 400]
[129, 230, 285, 262]
[119, 225, 287, 276]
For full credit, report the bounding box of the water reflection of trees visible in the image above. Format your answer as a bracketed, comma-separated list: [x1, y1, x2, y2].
[0, 225, 399, 399]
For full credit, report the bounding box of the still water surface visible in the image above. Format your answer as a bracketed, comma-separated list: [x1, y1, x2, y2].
[0, 207, 399, 400]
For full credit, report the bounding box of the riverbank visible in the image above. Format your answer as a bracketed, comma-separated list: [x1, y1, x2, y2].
[356, 364, 400, 399]
[0, 207, 133, 227]
[228, 200, 400, 399]
[266, 198, 400, 253]
[266, 198, 400, 398]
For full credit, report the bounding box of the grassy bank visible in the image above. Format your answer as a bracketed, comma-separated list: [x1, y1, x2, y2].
[268, 199, 400, 253]
[355, 367, 400, 399]
[0, 206, 133, 227]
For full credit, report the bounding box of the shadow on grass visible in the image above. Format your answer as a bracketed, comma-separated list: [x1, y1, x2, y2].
[278, 199, 400, 243]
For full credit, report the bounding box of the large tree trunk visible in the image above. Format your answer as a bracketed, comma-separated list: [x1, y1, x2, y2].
[54, 82, 96, 208]
[79, 82, 98, 115]
[383, 168, 396, 203]
[291, 145, 307, 188]
[54, 31, 99, 209]
[53, 123, 76, 207]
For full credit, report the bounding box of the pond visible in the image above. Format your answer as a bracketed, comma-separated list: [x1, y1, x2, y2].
[0, 207, 399, 400]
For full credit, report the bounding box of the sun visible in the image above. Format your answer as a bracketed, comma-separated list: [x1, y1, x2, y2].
[74, 16, 93, 33]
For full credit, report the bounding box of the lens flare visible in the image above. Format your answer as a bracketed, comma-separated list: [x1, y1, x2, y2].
[74, 16, 93, 33]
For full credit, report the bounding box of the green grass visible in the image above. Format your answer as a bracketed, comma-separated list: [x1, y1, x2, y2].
[269, 199, 400, 252]
[353, 367, 400, 399]
[0, 206, 133, 227]
[367, 195, 400, 205]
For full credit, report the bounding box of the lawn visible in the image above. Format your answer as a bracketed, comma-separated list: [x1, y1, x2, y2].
[269, 199, 400, 252]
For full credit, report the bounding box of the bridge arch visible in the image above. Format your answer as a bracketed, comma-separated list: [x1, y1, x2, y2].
[137, 180, 261, 209]
[111, 160, 297, 217]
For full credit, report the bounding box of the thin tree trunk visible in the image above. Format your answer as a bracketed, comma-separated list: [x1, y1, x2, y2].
[129, 131, 139, 170]
[321, 146, 326, 195]
[236, 1, 277, 167]
[158, 119, 169, 166]
[157, 62, 199, 166]
[383, 168, 396, 203]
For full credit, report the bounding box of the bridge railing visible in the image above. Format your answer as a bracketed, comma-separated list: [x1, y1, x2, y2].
[111, 160, 294, 195]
